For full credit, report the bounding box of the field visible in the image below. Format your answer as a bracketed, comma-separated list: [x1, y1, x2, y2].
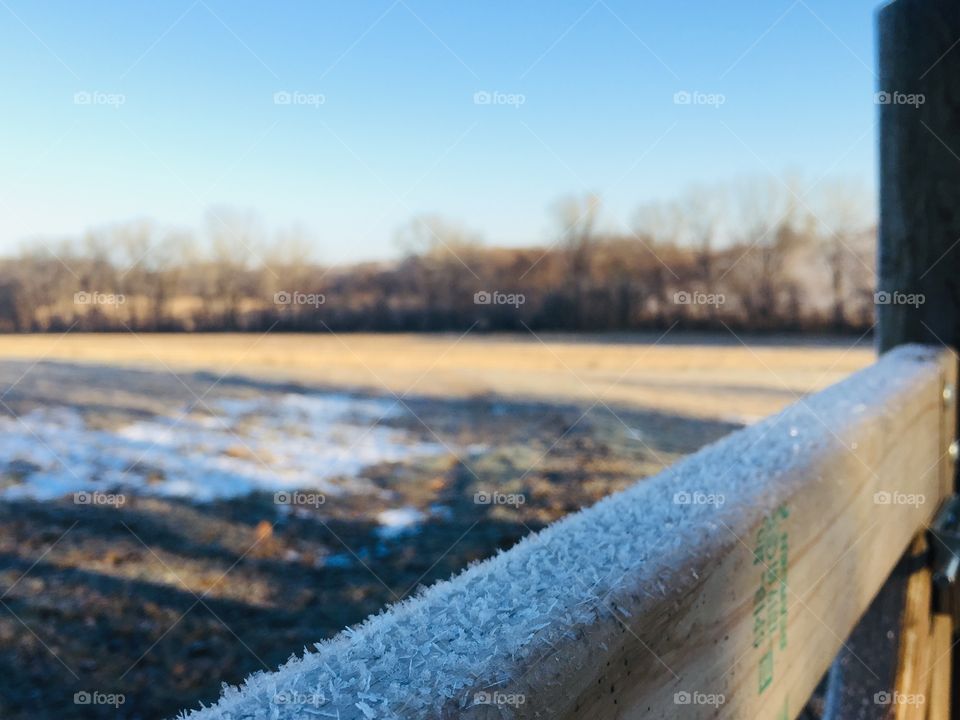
[0, 333, 872, 719]
[0, 332, 874, 421]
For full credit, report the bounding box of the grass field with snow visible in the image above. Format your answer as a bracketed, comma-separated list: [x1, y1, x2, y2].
[0, 334, 871, 718]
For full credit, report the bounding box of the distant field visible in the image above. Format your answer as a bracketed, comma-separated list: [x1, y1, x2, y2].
[0, 332, 874, 423]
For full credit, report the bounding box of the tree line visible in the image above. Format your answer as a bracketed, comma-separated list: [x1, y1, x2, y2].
[0, 176, 876, 334]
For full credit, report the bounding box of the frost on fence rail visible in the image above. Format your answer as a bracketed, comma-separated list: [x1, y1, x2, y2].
[178, 345, 953, 720]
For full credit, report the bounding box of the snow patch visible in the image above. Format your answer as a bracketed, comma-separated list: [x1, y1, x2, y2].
[0, 393, 444, 502]
[375, 507, 426, 539]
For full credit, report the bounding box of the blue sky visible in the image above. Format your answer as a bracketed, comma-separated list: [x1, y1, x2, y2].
[0, 0, 880, 263]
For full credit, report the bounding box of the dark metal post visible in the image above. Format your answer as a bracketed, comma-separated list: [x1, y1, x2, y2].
[877, 0, 960, 352]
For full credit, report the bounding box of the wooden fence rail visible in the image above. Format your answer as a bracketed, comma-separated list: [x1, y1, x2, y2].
[178, 344, 956, 720]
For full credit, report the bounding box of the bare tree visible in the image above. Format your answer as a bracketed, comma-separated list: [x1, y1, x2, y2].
[807, 179, 874, 330]
[553, 194, 601, 330]
[205, 208, 263, 329]
[726, 176, 800, 328]
[396, 215, 482, 329]
[112, 220, 156, 328]
[678, 184, 726, 286]
[632, 200, 687, 324]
